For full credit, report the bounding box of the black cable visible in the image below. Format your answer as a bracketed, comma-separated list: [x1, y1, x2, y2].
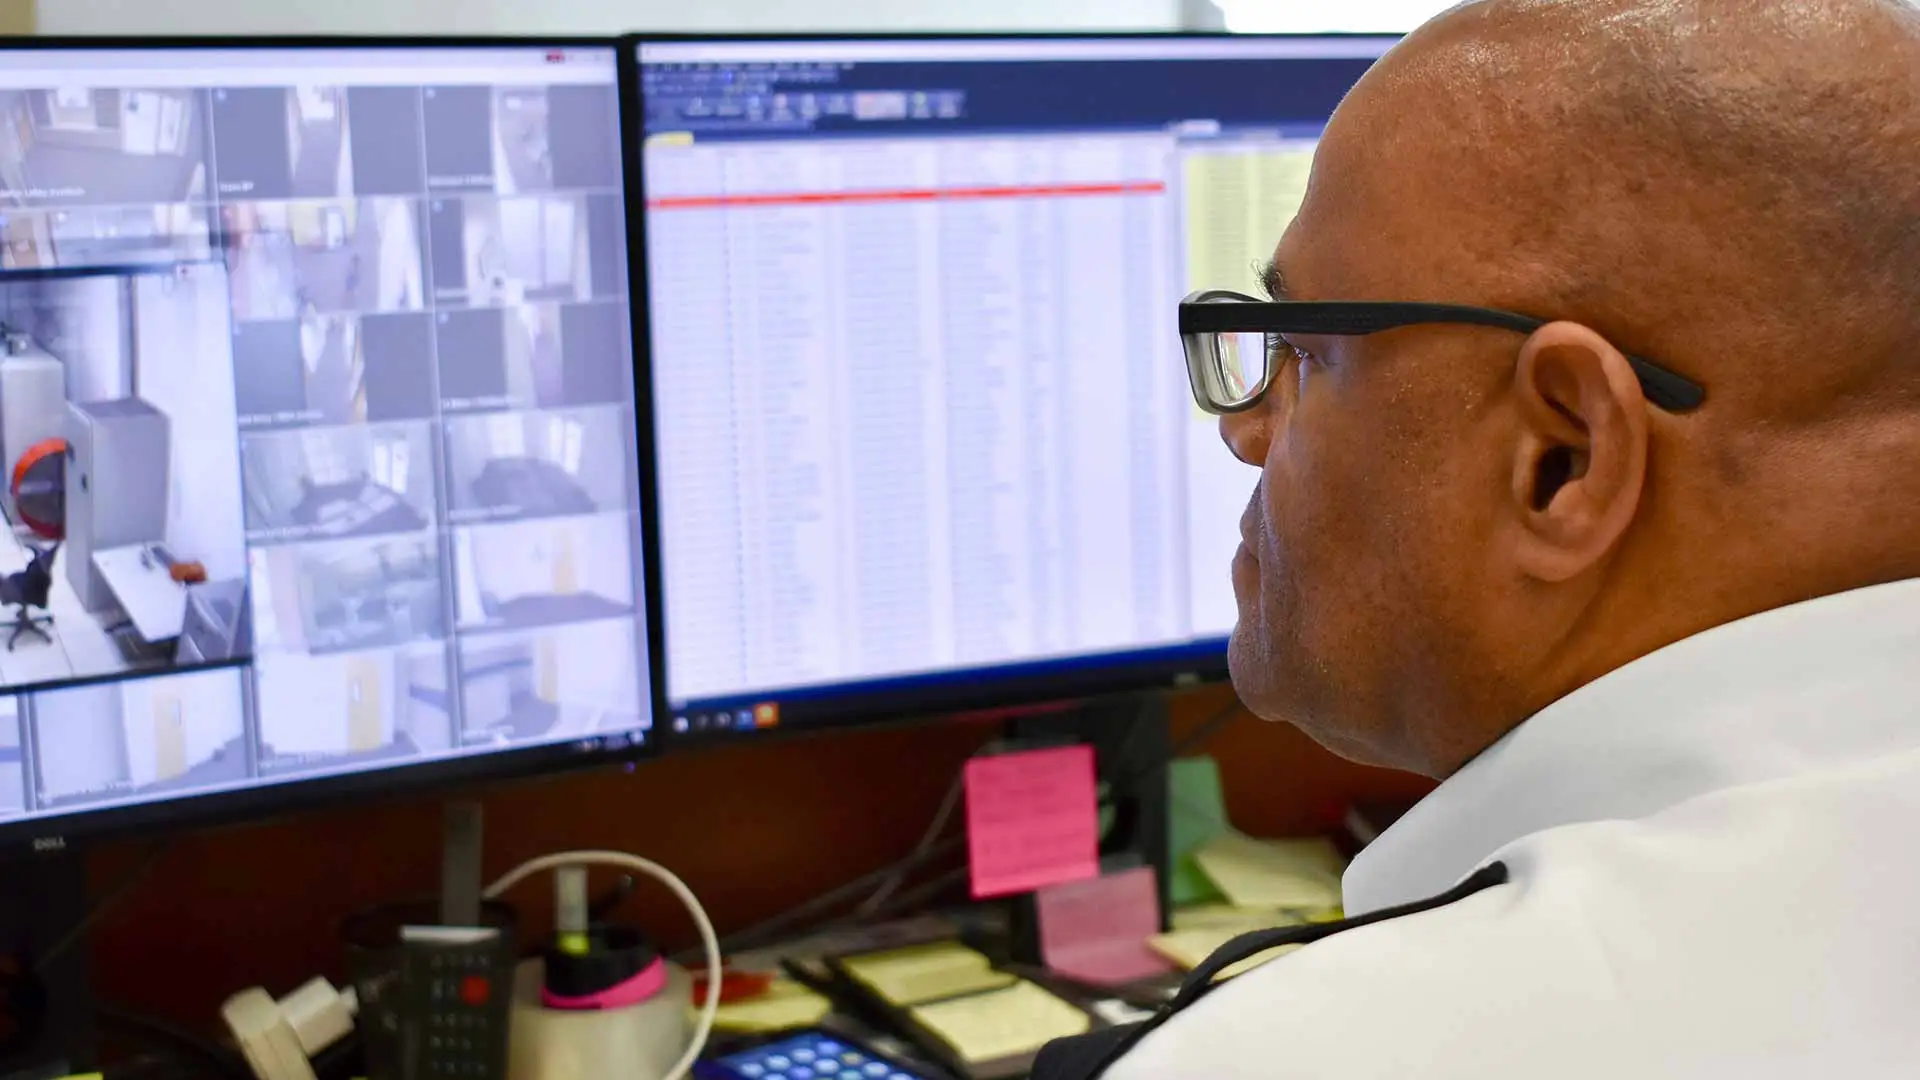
[110, 1052, 234, 1080]
[95, 1001, 251, 1080]
[855, 771, 965, 917]
[673, 834, 968, 962]
[1105, 694, 1249, 832]
[1094, 694, 1246, 811]
[1166, 695, 1248, 760]
[836, 865, 970, 929]
[694, 693, 1247, 959]
[34, 842, 171, 975]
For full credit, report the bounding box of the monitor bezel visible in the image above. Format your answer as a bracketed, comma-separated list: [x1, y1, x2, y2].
[627, 29, 1397, 745]
[0, 33, 668, 859]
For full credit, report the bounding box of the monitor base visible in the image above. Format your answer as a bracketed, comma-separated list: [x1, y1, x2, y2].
[0, 850, 95, 1080]
[1003, 691, 1173, 967]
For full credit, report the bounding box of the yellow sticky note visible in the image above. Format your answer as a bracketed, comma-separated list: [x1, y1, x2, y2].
[1171, 903, 1342, 931]
[1170, 903, 1283, 930]
[1192, 833, 1346, 911]
[1147, 927, 1304, 981]
[908, 980, 1091, 1064]
[706, 977, 832, 1033]
[840, 941, 1015, 1007]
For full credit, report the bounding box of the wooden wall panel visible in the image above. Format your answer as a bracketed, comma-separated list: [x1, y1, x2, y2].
[80, 688, 1431, 1032]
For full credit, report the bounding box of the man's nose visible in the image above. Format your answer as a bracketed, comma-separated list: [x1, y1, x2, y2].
[1219, 407, 1270, 467]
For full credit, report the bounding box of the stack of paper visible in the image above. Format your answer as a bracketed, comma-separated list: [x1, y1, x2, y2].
[706, 976, 833, 1033]
[840, 941, 1016, 1006]
[907, 980, 1092, 1064]
[1190, 832, 1345, 913]
[1154, 764, 1353, 980]
[1147, 928, 1305, 981]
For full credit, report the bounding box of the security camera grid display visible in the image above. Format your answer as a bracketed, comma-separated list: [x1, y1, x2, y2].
[0, 242, 250, 697]
[0, 46, 649, 828]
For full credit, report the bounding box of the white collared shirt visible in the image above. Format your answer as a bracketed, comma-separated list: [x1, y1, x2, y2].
[1107, 579, 1920, 1079]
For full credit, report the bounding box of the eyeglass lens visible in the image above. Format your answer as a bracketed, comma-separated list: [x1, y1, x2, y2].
[1213, 331, 1272, 406]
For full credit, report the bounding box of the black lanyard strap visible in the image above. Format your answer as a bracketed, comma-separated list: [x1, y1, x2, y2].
[1033, 860, 1512, 1080]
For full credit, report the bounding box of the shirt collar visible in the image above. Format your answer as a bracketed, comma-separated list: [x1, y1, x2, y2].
[1343, 578, 1920, 914]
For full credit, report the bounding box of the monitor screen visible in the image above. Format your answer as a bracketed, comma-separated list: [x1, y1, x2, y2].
[635, 35, 1398, 739]
[0, 42, 652, 849]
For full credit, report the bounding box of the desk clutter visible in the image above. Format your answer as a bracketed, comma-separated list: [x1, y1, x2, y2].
[690, 750, 1377, 1080]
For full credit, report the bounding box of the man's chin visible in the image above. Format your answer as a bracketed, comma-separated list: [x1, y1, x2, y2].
[1226, 632, 1388, 765]
[1225, 626, 1285, 722]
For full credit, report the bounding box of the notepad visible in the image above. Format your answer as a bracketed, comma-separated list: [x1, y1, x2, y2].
[1191, 833, 1346, 911]
[1170, 902, 1343, 931]
[707, 976, 833, 1033]
[839, 941, 1017, 1007]
[1147, 926, 1305, 982]
[908, 979, 1092, 1064]
[965, 745, 1101, 898]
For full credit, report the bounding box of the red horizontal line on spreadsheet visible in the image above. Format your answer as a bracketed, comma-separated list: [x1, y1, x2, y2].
[647, 181, 1167, 209]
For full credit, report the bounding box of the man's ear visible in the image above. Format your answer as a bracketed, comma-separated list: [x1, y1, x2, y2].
[1506, 321, 1650, 583]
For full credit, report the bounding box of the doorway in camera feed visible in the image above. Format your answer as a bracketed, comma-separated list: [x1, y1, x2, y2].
[27, 666, 250, 812]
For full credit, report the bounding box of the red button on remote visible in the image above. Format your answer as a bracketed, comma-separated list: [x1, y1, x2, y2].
[459, 975, 491, 1006]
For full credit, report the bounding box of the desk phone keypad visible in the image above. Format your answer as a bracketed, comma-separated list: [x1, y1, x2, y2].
[722, 1033, 924, 1080]
[409, 943, 505, 1080]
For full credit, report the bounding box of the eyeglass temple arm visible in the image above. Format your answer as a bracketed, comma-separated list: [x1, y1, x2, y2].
[1178, 301, 1706, 412]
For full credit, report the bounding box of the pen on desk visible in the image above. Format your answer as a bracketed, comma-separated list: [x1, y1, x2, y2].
[554, 865, 589, 955]
[776, 956, 840, 1000]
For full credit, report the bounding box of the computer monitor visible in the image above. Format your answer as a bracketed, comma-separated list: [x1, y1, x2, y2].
[0, 40, 655, 853]
[634, 34, 1399, 740]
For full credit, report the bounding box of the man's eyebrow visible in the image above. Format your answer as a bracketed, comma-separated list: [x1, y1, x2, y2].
[1257, 260, 1291, 302]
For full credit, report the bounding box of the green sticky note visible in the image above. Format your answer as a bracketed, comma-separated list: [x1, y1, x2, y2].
[1167, 756, 1233, 904]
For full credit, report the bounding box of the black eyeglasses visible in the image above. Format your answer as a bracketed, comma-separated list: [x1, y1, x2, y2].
[1178, 289, 1707, 416]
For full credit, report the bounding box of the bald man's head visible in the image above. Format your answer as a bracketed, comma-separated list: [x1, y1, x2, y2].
[1351, 0, 1920, 417]
[1218, 0, 1920, 774]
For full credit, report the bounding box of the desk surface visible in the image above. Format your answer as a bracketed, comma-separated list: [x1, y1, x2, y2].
[92, 543, 187, 641]
[719, 911, 1165, 1080]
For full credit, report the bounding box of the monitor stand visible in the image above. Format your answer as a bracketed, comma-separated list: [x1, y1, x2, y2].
[1003, 691, 1173, 967]
[0, 851, 96, 1080]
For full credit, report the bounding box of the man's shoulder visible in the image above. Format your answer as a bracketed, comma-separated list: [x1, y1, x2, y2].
[1109, 765, 1920, 1079]
[1104, 856, 1582, 1080]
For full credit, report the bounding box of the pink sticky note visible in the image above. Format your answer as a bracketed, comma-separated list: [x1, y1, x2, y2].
[964, 745, 1100, 899]
[1036, 867, 1173, 985]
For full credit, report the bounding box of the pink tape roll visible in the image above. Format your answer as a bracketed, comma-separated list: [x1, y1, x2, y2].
[540, 955, 668, 1011]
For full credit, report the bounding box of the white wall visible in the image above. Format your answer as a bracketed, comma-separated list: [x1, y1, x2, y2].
[399, 648, 454, 752]
[0, 700, 23, 814]
[120, 668, 244, 784]
[548, 617, 639, 714]
[131, 266, 249, 583]
[254, 650, 400, 755]
[33, 684, 128, 798]
[0, 277, 129, 404]
[120, 667, 247, 785]
[37, 0, 1181, 34]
